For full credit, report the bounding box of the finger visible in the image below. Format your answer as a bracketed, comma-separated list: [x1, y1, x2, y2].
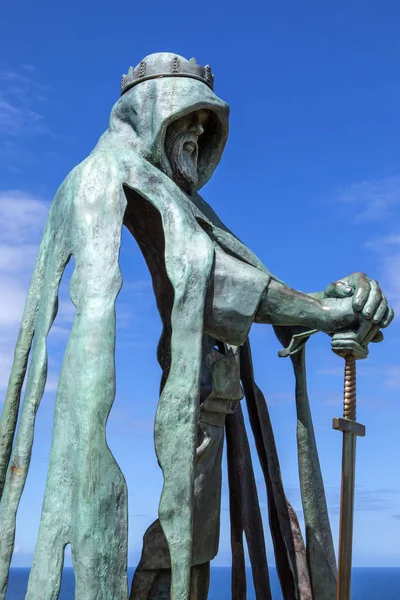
[326, 281, 353, 298]
[371, 331, 384, 343]
[356, 320, 374, 344]
[381, 306, 395, 328]
[372, 295, 388, 324]
[362, 324, 381, 346]
[361, 280, 382, 319]
[353, 273, 371, 311]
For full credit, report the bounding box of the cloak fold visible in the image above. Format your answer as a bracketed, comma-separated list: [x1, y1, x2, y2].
[274, 327, 337, 600]
[226, 404, 272, 600]
[238, 339, 312, 600]
[0, 68, 337, 600]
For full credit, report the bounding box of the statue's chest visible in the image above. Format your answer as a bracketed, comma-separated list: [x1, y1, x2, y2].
[203, 245, 270, 347]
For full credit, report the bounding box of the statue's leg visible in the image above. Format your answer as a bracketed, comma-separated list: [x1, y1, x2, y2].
[71, 450, 128, 600]
[130, 520, 170, 599]
[190, 563, 210, 600]
[130, 568, 170, 600]
[130, 563, 210, 600]
[130, 426, 222, 600]
[25, 414, 71, 599]
[25, 514, 66, 600]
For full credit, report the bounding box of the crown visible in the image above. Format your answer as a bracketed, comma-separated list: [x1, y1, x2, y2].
[120, 53, 214, 96]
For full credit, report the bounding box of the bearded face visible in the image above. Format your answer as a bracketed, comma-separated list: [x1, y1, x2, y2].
[165, 109, 210, 194]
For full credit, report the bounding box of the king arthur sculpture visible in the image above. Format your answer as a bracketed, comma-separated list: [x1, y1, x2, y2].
[0, 53, 394, 600]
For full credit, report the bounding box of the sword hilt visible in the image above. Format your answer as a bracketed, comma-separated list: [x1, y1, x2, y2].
[332, 327, 368, 434]
[343, 357, 356, 421]
[332, 321, 378, 424]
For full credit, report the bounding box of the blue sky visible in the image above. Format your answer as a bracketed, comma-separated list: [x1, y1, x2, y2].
[1, 0, 400, 570]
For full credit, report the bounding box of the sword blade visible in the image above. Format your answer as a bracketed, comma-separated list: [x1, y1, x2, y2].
[336, 431, 357, 600]
[333, 417, 366, 600]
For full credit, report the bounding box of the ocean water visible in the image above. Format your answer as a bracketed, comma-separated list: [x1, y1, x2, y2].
[6, 567, 400, 599]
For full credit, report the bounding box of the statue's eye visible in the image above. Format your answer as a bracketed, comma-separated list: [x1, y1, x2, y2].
[200, 110, 210, 126]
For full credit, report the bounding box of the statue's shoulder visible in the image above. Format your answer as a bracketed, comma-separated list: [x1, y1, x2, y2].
[63, 144, 124, 188]
[49, 145, 127, 220]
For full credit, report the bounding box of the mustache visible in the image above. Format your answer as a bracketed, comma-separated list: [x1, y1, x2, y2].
[165, 130, 199, 159]
[165, 129, 199, 192]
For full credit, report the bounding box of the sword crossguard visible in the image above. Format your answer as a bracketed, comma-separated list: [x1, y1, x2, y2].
[333, 417, 365, 437]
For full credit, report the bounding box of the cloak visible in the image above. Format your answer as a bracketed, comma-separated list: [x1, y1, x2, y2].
[0, 55, 336, 600]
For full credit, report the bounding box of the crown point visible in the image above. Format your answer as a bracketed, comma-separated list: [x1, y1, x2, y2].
[139, 61, 146, 77]
[170, 56, 180, 73]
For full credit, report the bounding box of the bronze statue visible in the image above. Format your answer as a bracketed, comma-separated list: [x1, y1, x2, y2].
[0, 52, 394, 600]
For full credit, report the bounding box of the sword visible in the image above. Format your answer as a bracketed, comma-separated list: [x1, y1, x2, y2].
[331, 323, 378, 600]
[278, 319, 381, 599]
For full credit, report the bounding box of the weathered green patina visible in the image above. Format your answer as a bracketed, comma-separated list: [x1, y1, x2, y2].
[0, 53, 394, 600]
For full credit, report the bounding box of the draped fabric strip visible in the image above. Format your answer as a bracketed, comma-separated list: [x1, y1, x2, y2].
[239, 339, 313, 600]
[226, 404, 272, 600]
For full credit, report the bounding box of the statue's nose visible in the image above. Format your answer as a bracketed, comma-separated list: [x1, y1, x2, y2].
[189, 119, 204, 136]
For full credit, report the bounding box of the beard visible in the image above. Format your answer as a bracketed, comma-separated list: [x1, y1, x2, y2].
[165, 128, 199, 194]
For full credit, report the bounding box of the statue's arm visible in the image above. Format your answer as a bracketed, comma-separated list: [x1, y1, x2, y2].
[254, 279, 357, 333]
[307, 291, 325, 300]
[257, 272, 394, 336]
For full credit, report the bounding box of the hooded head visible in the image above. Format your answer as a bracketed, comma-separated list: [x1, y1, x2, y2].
[109, 52, 230, 193]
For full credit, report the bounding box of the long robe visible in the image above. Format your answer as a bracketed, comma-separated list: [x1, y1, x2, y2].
[0, 62, 336, 600]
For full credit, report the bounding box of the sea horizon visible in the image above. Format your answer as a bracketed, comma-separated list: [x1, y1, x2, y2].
[6, 566, 400, 599]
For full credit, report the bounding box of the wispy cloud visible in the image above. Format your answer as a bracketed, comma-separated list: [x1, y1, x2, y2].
[0, 190, 48, 243]
[337, 176, 400, 223]
[334, 175, 400, 314]
[0, 190, 49, 391]
[0, 97, 44, 136]
[0, 68, 49, 135]
[22, 64, 35, 74]
[322, 486, 400, 517]
[123, 279, 153, 295]
[365, 234, 400, 314]
[283, 483, 400, 518]
[0, 191, 63, 395]
[0, 67, 50, 166]
[319, 362, 400, 391]
[264, 391, 293, 405]
[317, 367, 344, 376]
[384, 365, 400, 389]
[354, 487, 400, 514]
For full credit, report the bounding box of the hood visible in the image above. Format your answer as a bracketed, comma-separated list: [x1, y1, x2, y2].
[109, 53, 229, 191]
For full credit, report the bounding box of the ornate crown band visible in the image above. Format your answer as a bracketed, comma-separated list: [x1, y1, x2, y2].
[121, 55, 214, 96]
